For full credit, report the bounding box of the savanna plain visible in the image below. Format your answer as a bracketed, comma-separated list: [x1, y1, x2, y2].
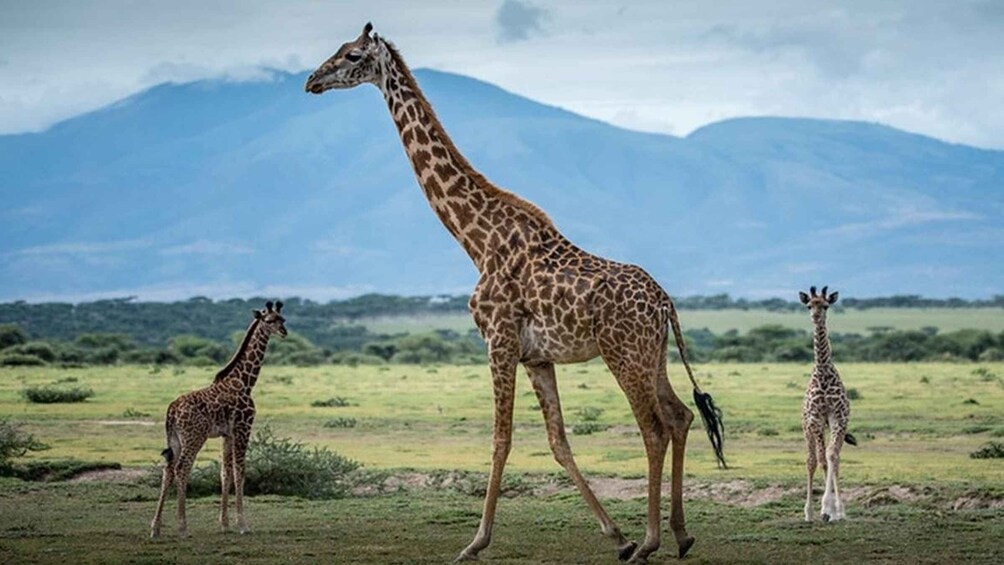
[1, 327, 1003, 563]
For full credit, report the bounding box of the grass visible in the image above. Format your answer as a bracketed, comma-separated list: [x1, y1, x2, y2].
[1, 361, 1002, 563]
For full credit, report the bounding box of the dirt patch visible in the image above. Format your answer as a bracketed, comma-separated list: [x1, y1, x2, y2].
[95, 420, 155, 426]
[69, 468, 148, 483]
[950, 492, 1004, 510]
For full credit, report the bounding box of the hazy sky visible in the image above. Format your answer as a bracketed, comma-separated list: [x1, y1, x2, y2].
[2, 0, 1003, 148]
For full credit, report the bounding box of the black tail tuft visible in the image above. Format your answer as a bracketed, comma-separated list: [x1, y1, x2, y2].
[161, 447, 174, 463]
[693, 389, 727, 469]
[844, 433, 858, 446]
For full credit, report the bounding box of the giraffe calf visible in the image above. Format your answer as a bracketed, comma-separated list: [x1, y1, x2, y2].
[799, 286, 857, 523]
[150, 301, 286, 538]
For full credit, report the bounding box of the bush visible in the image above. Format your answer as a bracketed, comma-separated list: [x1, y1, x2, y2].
[7, 342, 57, 362]
[311, 397, 354, 408]
[22, 386, 94, 404]
[0, 419, 49, 470]
[0, 353, 46, 366]
[151, 425, 362, 499]
[576, 407, 604, 422]
[323, 417, 358, 429]
[0, 323, 28, 350]
[969, 442, 1004, 459]
[846, 388, 862, 400]
[572, 422, 609, 436]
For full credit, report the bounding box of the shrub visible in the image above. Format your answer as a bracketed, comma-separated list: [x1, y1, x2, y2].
[969, 442, 1004, 459]
[323, 417, 358, 429]
[0, 353, 46, 366]
[8, 342, 57, 362]
[311, 397, 354, 408]
[572, 422, 609, 436]
[576, 407, 604, 422]
[846, 388, 862, 400]
[0, 324, 28, 350]
[150, 425, 362, 499]
[22, 386, 94, 404]
[8, 460, 120, 482]
[0, 419, 49, 470]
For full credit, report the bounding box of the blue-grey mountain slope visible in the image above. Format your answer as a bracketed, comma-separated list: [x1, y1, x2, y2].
[1, 70, 1001, 301]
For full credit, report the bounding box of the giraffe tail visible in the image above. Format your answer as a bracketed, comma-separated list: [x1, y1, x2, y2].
[160, 408, 177, 463]
[844, 432, 858, 446]
[668, 300, 727, 469]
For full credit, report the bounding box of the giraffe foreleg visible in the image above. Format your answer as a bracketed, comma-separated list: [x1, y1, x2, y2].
[219, 437, 234, 533]
[526, 361, 633, 558]
[823, 428, 846, 522]
[803, 428, 819, 522]
[233, 423, 253, 534]
[456, 342, 518, 562]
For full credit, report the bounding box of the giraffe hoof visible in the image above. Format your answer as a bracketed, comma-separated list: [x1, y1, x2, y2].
[454, 550, 479, 562]
[617, 541, 638, 561]
[678, 536, 696, 558]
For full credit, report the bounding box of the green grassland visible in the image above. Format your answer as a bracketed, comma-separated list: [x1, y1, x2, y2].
[2, 361, 1003, 563]
[357, 307, 1004, 336]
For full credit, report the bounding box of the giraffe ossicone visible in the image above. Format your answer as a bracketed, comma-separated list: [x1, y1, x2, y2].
[149, 300, 287, 538]
[307, 23, 726, 562]
[799, 286, 855, 523]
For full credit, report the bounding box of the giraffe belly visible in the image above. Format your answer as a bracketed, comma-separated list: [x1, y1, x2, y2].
[519, 321, 599, 364]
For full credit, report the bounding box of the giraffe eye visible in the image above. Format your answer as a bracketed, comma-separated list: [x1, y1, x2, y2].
[345, 51, 362, 63]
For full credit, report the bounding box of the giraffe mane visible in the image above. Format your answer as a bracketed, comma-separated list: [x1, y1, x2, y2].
[380, 39, 555, 230]
[214, 318, 261, 383]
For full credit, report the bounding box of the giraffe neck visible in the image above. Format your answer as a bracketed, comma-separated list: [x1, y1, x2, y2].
[373, 38, 556, 272]
[811, 310, 832, 368]
[215, 320, 271, 390]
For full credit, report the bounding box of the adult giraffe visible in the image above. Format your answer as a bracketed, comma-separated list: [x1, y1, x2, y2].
[306, 23, 725, 563]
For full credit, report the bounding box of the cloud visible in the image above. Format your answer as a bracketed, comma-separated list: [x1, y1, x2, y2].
[495, 0, 548, 43]
[821, 207, 980, 238]
[159, 240, 254, 256]
[10, 239, 151, 257]
[10, 282, 375, 304]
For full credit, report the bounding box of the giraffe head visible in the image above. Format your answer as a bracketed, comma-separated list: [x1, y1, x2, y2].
[305, 23, 383, 94]
[798, 286, 838, 316]
[254, 300, 288, 338]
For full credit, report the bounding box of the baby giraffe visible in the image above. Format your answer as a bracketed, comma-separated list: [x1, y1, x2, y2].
[150, 301, 287, 538]
[799, 286, 856, 523]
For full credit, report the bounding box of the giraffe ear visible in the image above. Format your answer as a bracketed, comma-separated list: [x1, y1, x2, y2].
[827, 291, 839, 305]
[798, 291, 810, 305]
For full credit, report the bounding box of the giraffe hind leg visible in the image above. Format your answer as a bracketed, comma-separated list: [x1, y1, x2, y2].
[525, 362, 634, 559]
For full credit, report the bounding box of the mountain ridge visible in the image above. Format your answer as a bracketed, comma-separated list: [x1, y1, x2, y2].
[1, 69, 1001, 302]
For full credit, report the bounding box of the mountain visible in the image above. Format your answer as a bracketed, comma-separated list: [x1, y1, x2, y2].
[1, 70, 1001, 302]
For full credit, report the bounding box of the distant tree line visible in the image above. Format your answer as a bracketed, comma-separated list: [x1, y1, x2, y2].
[1, 293, 1001, 351]
[1, 321, 1001, 368]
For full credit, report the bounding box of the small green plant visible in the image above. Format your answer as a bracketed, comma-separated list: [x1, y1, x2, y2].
[963, 398, 980, 405]
[122, 408, 150, 419]
[971, 367, 1000, 382]
[919, 375, 930, 384]
[969, 442, 1004, 459]
[846, 388, 862, 400]
[572, 422, 609, 436]
[147, 425, 363, 499]
[575, 407, 604, 422]
[576, 383, 589, 390]
[311, 397, 354, 408]
[323, 417, 358, 429]
[21, 386, 94, 404]
[0, 419, 49, 471]
[963, 425, 991, 434]
[758, 427, 779, 437]
[53, 376, 78, 384]
[274, 375, 293, 385]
